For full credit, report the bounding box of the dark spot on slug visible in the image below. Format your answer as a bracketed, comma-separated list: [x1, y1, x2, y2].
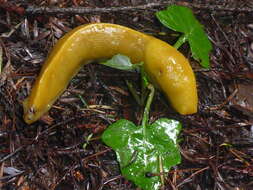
[158, 68, 163, 76]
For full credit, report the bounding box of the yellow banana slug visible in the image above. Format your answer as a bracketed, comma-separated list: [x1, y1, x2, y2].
[23, 23, 198, 124]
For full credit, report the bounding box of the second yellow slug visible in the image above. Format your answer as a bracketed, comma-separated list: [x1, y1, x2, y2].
[23, 23, 198, 124]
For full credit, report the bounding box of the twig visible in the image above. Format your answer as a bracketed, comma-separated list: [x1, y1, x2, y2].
[0, 146, 24, 163]
[82, 148, 111, 162]
[1, 1, 252, 15]
[209, 88, 238, 111]
[180, 2, 253, 13]
[54, 148, 94, 155]
[176, 166, 210, 188]
[25, 2, 253, 15]
[25, 2, 172, 15]
[1, 0, 252, 15]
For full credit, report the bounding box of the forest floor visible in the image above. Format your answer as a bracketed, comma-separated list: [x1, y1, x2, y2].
[0, 0, 253, 190]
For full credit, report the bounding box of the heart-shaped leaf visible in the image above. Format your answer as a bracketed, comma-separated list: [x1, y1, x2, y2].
[156, 5, 212, 68]
[102, 118, 182, 190]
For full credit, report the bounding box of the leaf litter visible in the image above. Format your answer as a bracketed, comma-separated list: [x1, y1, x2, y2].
[0, 0, 253, 189]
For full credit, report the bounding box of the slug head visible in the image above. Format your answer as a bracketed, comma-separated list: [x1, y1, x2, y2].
[23, 97, 51, 124]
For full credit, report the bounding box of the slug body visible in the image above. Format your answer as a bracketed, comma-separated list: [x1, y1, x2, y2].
[23, 23, 197, 124]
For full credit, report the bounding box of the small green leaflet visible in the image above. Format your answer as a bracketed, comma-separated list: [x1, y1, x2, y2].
[156, 5, 212, 68]
[101, 54, 142, 71]
[102, 118, 182, 190]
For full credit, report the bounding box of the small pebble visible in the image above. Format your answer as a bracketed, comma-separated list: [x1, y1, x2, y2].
[247, 24, 253, 30]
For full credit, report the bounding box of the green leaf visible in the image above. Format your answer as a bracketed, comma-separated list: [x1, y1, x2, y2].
[102, 118, 182, 190]
[156, 5, 212, 68]
[101, 54, 141, 71]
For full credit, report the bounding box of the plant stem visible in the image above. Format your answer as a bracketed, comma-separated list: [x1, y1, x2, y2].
[158, 155, 165, 188]
[78, 94, 88, 107]
[141, 84, 154, 167]
[126, 80, 142, 106]
[83, 133, 93, 149]
[173, 34, 187, 49]
[141, 84, 155, 128]
[140, 67, 149, 105]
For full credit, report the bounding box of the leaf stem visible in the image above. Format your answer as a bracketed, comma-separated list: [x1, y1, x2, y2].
[173, 34, 187, 49]
[126, 80, 142, 106]
[141, 83, 154, 168]
[158, 155, 165, 188]
[140, 67, 149, 105]
[141, 84, 155, 128]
